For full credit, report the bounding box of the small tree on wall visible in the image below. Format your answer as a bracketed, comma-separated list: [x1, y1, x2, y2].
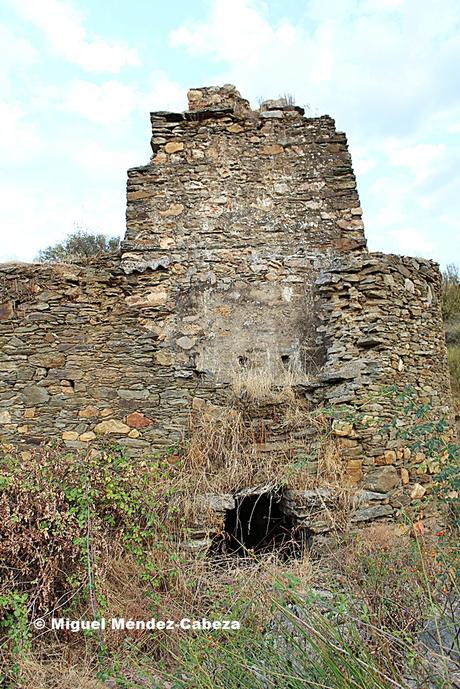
[36, 228, 120, 263]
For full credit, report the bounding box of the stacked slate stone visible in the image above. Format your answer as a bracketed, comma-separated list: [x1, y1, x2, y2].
[0, 85, 454, 537]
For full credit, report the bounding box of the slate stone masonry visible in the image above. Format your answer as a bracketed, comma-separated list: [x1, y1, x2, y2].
[0, 85, 454, 531]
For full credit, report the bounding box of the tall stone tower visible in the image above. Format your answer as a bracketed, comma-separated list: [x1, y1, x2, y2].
[122, 84, 366, 380]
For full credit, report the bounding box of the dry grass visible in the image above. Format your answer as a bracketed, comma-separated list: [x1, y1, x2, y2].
[171, 384, 356, 535]
[173, 358, 351, 510]
[230, 362, 298, 405]
[17, 655, 107, 689]
[15, 547, 316, 688]
[177, 404, 334, 497]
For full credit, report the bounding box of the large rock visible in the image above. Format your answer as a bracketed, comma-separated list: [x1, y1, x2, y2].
[126, 412, 153, 429]
[21, 385, 49, 405]
[351, 504, 394, 522]
[94, 419, 130, 435]
[29, 352, 66, 368]
[362, 466, 399, 493]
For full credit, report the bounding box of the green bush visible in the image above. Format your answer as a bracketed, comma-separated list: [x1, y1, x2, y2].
[0, 447, 174, 618]
[35, 229, 120, 263]
[442, 264, 460, 322]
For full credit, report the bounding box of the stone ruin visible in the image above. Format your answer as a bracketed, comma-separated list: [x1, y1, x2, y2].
[0, 84, 455, 554]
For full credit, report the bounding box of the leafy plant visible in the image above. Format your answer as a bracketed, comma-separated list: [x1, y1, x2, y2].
[442, 264, 460, 322]
[0, 446, 176, 620]
[35, 227, 120, 263]
[0, 592, 31, 685]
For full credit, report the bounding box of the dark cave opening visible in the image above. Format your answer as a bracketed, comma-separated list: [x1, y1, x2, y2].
[212, 491, 311, 560]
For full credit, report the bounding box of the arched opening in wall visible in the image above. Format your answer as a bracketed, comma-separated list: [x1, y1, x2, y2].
[280, 354, 290, 369]
[211, 490, 311, 561]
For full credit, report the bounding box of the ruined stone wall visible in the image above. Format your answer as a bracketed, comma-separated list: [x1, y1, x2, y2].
[0, 258, 196, 454]
[122, 85, 365, 380]
[0, 85, 454, 534]
[311, 252, 454, 522]
[123, 86, 365, 262]
[0, 248, 316, 454]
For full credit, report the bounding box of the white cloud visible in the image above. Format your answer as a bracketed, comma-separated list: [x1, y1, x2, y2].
[170, 0, 273, 64]
[0, 101, 43, 162]
[0, 23, 39, 94]
[53, 72, 186, 125]
[73, 141, 138, 176]
[141, 71, 187, 113]
[58, 79, 140, 124]
[371, 227, 435, 258]
[363, 0, 405, 11]
[168, 0, 459, 268]
[11, 0, 140, 73]
[0, 181, 125, 263]
[386, 143, 446, 183]
[169, 0, 460, 137]
[353, 151, 377, 176]
[0, 23, 38, 66]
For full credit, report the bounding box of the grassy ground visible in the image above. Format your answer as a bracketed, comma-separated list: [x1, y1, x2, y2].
[0, 433, 458, 689]
[3, 523, 460, 688]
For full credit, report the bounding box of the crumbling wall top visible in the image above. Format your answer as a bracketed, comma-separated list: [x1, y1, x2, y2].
[187, 84, 251, 118]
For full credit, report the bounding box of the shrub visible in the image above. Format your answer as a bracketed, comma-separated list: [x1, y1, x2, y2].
[35, 229, 120, 263]
[0, 446, 174, 624]
[442, 264, 460, 322]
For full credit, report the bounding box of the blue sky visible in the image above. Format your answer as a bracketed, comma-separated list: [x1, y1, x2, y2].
[0, 0, 459, 266]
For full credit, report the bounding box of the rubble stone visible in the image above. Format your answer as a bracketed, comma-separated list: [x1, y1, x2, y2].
[0, 84, 454, 532]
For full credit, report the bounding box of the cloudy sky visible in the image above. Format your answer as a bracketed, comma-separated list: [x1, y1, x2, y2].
[0, 0, 459, 266]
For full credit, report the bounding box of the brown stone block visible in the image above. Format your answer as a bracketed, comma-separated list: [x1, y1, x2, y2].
[159, 203, 184, 217]
[401, 468, 410, 485]
[261, 144, 284, 155]
[345, 459, 363, 485]
[375, 450, 397, 466]
[127, 190, 153, 201]
[227, 124, 244, 133]
[155, 351, 174, 365]
[165, 141, 184, 154]
[79, 405, 99, 418]
[125, 287, 168, 308]
[410, 483, 427, 500]
[0, 303, 14, 320]
[29, 352, 66, 368]
[126, 412, 153, 429]
[62, 431, 78, 441]
[79, 431, 96, 442]
[94, 420, 130, 434]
